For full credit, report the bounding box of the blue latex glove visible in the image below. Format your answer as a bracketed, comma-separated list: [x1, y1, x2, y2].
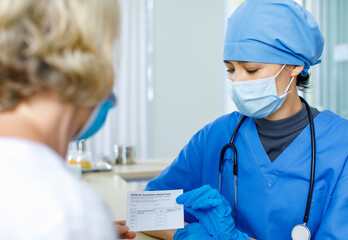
[174, 222, 214, 240]
[176, 185, 249, 240]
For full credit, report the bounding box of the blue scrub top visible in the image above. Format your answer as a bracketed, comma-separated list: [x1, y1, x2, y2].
[145, 110, 348, 239]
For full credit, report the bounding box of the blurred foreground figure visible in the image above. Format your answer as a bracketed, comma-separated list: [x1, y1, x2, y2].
[0, 0, 134, 239]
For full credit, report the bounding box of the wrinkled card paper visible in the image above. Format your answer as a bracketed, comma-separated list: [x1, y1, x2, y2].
[126, 190, 184, 231]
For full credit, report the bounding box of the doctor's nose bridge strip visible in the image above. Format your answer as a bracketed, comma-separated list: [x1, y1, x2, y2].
[219, 97, 316, 240]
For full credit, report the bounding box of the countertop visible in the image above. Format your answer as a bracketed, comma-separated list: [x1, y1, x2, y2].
[111, 159, 172, 180]
[83, 159, 174, 239]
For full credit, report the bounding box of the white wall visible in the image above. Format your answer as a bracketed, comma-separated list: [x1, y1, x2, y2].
[150, 0, 226, 158]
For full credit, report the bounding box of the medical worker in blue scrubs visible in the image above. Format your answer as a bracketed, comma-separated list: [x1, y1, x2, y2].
[143, 0, 348, 239]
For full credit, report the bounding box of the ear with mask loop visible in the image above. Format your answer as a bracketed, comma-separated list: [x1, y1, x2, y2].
[276, 65, 295, 97]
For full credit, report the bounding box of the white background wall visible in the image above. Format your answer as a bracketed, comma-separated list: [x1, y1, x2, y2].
[150, 0, 227, 158]
[83, 0, 346, 162]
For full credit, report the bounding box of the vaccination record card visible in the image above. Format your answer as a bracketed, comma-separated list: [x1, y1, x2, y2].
[126, 189, 184, 231]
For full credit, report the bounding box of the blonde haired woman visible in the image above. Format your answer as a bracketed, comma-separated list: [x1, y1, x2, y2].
[0, 0, 134, 239]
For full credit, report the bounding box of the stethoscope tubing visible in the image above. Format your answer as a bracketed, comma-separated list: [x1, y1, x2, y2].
[219, 115, 246, 219]
[219, 97, 316, 236]
[301, 97, 316, 224]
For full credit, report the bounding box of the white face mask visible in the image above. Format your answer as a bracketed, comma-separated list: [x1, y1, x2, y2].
[229, 65, 294, 118]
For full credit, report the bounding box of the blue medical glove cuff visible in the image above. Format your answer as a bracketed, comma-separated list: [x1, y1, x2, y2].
[176, 185, 250, 240]
[174, 223, 214, 240]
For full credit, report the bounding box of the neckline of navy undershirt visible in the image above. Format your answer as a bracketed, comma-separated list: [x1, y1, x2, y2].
[254, 103, 320, 162]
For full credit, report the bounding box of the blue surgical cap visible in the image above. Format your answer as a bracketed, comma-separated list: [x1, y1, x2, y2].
[223, 0, 324, 76]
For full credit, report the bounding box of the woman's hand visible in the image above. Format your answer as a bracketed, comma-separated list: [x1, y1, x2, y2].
[114, 220, 136, 239]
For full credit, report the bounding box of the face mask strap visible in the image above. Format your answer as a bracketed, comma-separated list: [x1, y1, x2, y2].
[274, 64, 286, 78]
[275, 64, 294, 95]
[285, 76, 295, 93]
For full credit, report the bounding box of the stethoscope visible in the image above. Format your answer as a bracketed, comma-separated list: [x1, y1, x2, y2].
[219, 97, 316, 240]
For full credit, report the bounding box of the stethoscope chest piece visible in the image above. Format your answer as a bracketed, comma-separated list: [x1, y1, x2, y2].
[291, 224, 311, 240]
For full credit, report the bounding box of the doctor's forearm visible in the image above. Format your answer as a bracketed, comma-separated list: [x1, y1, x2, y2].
[142, 229, 176, 240]
[141, 230, 256, 240]
[142, 230, 256, 240]
[142, 222, 189, 240]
